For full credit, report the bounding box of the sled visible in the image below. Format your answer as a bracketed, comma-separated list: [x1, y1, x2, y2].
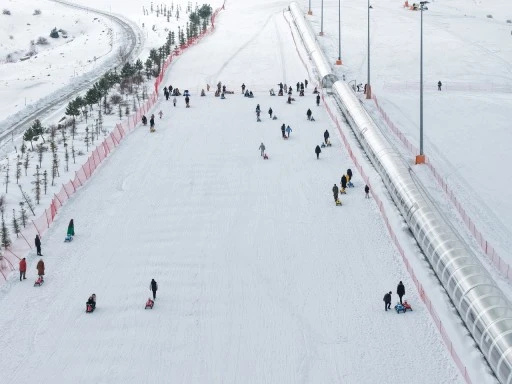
[347, 181, 354, 188]
[272, 116, 278, 120]
[321, 143, 326, 148]
[403, 300, 413, 311]
[150, 127, 156, 132]
[86, 304, 95, 313]
[395, 303, 406, 313]
[263, 154, 269, 160]
[340, 188, 347, 194]
[64, 235, 73, 242]
[34, 277, 44, 287]
[145, 298, 154, 309]
[335, 200, 342, 206]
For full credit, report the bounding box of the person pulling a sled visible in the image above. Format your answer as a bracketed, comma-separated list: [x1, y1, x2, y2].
[324, 130, 330, 144]
[19, 258, 27, 281]
[332, 184, 339, 203]
[67, 219, 75, 237]
[150, 279, 158, 300]
[36, 258, 45, 281]
[315, 145, 321, 159]
[86, 294, 96, 311]
[397, 281, 405, 304]
[259, 142, 266, 157]
[340, 175, 347, 194]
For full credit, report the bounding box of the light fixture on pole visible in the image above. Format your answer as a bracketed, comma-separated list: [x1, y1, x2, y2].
[335, 0, 342, 65]
[366, 1, 373, 99]
[320, 0, 324, 36]
[308, 0, 312, 15]
[415, 1, 429, 165]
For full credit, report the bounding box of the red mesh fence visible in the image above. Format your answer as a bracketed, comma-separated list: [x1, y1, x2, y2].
[0, 1, 226, 280]
[372, 92, 511, 282]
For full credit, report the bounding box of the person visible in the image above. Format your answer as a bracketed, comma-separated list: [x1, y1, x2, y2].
[86, 294, 96, 311]
[296, 82, 300, 92]
[341, 175, 347, 193]
[332, 184, 339, 202]
[259, 142, 266, 157]
[397, 281, 405, 304]
[241, 83, 246, 94]
[185, 95, 190, 108]
[206, 84, 210, 92]
[383, 291, 392, 311]
[221, 93, 226, 99]
[158, 110, 163, 119]
[67, 219, 75, 237]
[141, 115, 147, 125]
[278, 88, 284, 96]
[313, 86, 318, 94]
[173, 97, 177, 107]
[201, 89, 206, 96]
[286, 125, 292, 137]
[307, 109, 312, 121]
[222, 85, 226, 93]
[305, 79, 308, 88]
[249, 91, 254, 98]
[255, 104, 260, 114]
[269, 88, 276, 96]
[268, 107, 273, 119]
[35, 234, 42, 256]
[150, 279, 158, 300]
[19, 257, 27, 281]
[288, 86, 292, 94]
[287, 96, 292, 104]
[300, 82, 304, 91]
[299, 89, 304, 97]
[217, 81, 222, 92]
[365, 184, 370, 198]
[149, 115, 155, 131]
[278, 82, 283, 91]
[163, 86, 168, 95]
[316, 94, 320, 106]
[347, 168, 353, 183]
[315, 145, 321, 159]
[36, 258, 45, 281]
[323, 130, 330, 144]
[281, 124, 286, 138]
[438, 80, 442, 91]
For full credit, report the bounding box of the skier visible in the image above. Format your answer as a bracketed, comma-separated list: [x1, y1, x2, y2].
[305, 79, 308, 88]
[286, 125, 292, 138]
[438, 80, 442, 91]
[36, 258, 45, 281]
[341, 175, 347, 193]
[173, 97, 177, 107]
[35, 234, 42, 256]
[158, 110, 163, 119]
[150, 278, 158, 300]
[323, 130, 330, 144]
[259, 142, 266, 157]
[316, 94, 320, 106]
[281, 124, 286, 138]
[383, 291, 392, 311]
[315, 145, 321, 159]
[185, 95, 190, 108]
[241, 83, 246, 94]
[19, 257, 27, 281]
[307, 109, 312, 121]
[332, 184, 339, 202]
[268, 107, 273, 119]
[365, 184, 370, 198]
[397, 281, 405, 304]
[149, 115, 155, 132]
[86, 294, 96, 311]
[67, 219, 75, 237]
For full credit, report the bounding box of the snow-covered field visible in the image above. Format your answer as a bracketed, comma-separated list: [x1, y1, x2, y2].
[304, 0, 512, 266]
[0, 0, 510, 382]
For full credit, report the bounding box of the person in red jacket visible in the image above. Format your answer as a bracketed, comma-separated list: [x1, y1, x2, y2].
[19, 258, 27, 281]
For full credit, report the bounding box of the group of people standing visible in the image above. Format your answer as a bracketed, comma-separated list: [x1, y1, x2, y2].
[383, 281, 406, 311]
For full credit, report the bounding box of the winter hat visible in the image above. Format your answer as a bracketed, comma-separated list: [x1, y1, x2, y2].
[389, 291, 392, 294]
[399, 281, 402, 284]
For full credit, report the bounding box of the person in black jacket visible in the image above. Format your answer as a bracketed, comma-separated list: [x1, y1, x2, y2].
[347, 168, 353, 182]
[316, 94, 320, 106]
[150, 279, 158, 300]
[307, 108, 312, 121]
[365, 185, 370, 199]
[397, 281, 405, 304]
[332, 184, 339, 202]
[341, 175, 347, 192]
[35, 234, 42, 256]
[383, 291, 392, 311]
[315, 145, 321, 159]
[281, 124, 286, 138]
[323, 130, 330, 144]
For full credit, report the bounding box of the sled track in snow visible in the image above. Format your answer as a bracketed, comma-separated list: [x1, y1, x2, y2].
[0, 0, 143, 154]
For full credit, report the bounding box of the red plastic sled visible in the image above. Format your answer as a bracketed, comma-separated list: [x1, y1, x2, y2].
[145, 298, 154, 309]
[34, 277, 44, 287]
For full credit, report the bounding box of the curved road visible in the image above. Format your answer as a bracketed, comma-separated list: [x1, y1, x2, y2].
[0, 0, 144, 154]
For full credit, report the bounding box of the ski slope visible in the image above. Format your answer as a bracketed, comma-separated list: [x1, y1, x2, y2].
[0, 1, 467, 383]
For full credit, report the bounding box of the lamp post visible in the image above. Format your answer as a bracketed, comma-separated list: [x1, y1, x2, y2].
[308, 0, 312, 15]
[320, 0, 324, 36]
[416, 1, 429, 165]
[335, 0, 342, 65]
[366, 1, 373, 99]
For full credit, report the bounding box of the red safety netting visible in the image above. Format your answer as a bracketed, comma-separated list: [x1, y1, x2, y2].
[372, 93, 511, 282]
[0, 1, 226, 281]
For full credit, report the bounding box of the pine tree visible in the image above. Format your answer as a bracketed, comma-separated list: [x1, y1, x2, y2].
[43, 170, 48, 195]
[1, 209, 11, 249]
[4, 157, 9, 194]
[23, 127, 36, 150]
[51, 152, 59, 186]
[20, 141, 27, 156]
[23, 151, 29, 176]
[72, 144, 76, 164]
[19, 202, 28, 228]
[31, 119, 46, 144]
[33, 165, 41, 204]
[16, 155, 21, 184]
[64, 144, 69, 172]
[36, 142, 44, 167]
[12, 209, 20, 238]
[19, 185, 35, 216]
[84, 127, 90, 152]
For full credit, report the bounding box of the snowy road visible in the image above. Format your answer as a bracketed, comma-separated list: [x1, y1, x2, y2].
[0, 1, 465, 383]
